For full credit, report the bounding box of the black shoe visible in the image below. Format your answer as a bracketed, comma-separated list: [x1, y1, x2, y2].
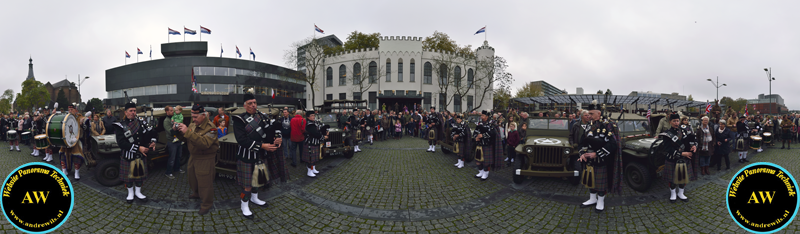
[126, 199, 134, 204]
[291, 163, 297, 168]
[595, 208, 604, 213]
[579, 203, 596, 208]
[781, 146, 785, 149]
[16, 149, 20, 152]
[243, 214, 253, 219]
[680, 198, 688, 202]
[670, 199, 676, 203]
[743, 159, 749, 162]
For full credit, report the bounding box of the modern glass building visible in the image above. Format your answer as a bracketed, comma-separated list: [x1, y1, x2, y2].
[104, 41, 306, 108]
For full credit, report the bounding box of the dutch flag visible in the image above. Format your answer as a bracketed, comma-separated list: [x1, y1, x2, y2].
[184, 27, 196, 35]
[474, 26, 486, 35]
[236, 46, 242, 58]
[250, 48, 255, 59]
[125, 51, 131, 58]
[137, 48, 143, 55]
[271, 89, 276, 99]
[200, 26, 211, 34]
[315, 24, 324, 34]
[168, 28, 181, 35]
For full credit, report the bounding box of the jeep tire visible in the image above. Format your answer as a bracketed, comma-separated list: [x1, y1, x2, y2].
[624, 161, 652, 192]
[95, 158, 123, 187]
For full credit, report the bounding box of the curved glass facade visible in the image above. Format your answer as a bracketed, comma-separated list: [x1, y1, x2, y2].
[192, 67, 304, 85]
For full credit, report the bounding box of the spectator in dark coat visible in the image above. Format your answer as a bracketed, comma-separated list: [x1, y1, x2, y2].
[506, 122, 520, 163]
[712, 119, 733, 171]
[102, 109, 119, 135]
[278, 109, 294, 167]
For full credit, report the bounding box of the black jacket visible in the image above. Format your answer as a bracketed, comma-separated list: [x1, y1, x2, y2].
[233, 111, 280, 163]
[714, 126, 733, 155]
[114, 117, 157, 161]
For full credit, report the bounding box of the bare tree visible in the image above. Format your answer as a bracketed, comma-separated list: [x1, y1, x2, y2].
[347, 53, 384, 101]
[471, 55, 514, 112]
[429, 51, 477, 112]
[284, 37, 331, 108]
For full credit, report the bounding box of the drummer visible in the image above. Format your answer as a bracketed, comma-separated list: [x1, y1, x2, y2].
[8, 114, 19, 152]
[41, 108, 54, 162]
[30, 112, 45, 158]
[762, 115, 774, 146]
[59, 104, 86, 180]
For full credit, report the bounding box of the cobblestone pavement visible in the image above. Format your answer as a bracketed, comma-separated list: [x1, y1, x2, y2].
[0, 138, 799, 233]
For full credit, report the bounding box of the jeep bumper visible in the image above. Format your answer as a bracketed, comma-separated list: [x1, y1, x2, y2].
[515, 169, 580, 177]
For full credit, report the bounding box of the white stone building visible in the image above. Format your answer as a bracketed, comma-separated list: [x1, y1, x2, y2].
[304, 36, 496, 113]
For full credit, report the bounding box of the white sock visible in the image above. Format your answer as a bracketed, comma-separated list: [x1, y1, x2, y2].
[15, 146, 19, 150]
[126, 187, 134, 201]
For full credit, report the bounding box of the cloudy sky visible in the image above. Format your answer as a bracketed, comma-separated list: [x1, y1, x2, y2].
[2, 1, 798, 110]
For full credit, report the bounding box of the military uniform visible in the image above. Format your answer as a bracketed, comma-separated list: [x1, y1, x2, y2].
[114, 103, 157, 203]
[303, 116, 325, 177]
[347, 111, 361, 152]
[7, 117, 19, 151]
[61, 109, 89, 181]
[735, 118, 750, 162]
[425, 111, 439, 152]
[659, 114, 697, 202]
[232, 94, 287, 218]
[473, 111, 502, 180]
[578, 102, 622, 213]
[451, 116, 471, 168]
[176, 105, 220, 214]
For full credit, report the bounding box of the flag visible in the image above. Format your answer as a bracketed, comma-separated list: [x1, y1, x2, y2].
[646, 104, 651, 121]
[137, 48, 143, 54]
[149, 45, 152, 58]
[191, 68, 198, 93]
[250, 48, 255, 59]
[184, 27, 196, 35]
[744, 104, 748, 117]
[168, 28, 181, 35]
[125, 51, 130, 58]
[705, 102, 712, 114]
[236, 46, 241, 58]
[315, 24, 324, 34]
[271, 89, 276, 99]
[200, 26, 211, 34]
[474, 26, 486, 35]
[220, 44, 223, 57]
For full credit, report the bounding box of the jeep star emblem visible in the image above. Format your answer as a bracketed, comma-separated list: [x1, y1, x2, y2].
[533, 138, 561, 144]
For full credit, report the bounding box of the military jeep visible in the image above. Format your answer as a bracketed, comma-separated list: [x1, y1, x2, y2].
[316, 113, 354, 159]
[619, 113, 692, 192]
[513, 117, 580, 184]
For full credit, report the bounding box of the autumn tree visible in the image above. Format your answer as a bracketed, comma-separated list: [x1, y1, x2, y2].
[284, 37, 335, 108]
[493, 87, 512, 111]
[515, 82, 543, 98]
[88, 98, 104, 112]
[422, 31, 474, 57]
[472, 56, 514, 112]
[0, 89, 13, 113]
[15, 79, 50, 112]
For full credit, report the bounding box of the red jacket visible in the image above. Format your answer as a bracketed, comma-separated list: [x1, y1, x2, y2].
[290, 114, 306, 142]
[507, 130, 520, 146]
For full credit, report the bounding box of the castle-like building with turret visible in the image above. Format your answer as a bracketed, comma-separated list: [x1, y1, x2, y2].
[303, 35, 495, 113]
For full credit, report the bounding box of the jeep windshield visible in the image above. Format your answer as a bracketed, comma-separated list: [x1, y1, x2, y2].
[528, 118, 569, 130]
[318, 114, 338, 123]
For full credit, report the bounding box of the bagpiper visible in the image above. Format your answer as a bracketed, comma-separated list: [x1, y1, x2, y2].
[473, 110, 503, 180]
[451, 114, 471, 169]
[578, 101, 623, 213]
[303, 112, 327, 177]
[734, 116, 750, 163]
[232, 93, 284, 219]
[365, 110, 375, 145]
[347, 108, 361, 153]
[114, 102, 157, 203]
[660, 113, 698, 202]
[425, 107, 439, 152]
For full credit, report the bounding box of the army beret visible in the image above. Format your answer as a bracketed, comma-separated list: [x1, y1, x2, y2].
[669, 113, 680, 120]
[124, 102, 137, 110]
[192, 104, 205, 113]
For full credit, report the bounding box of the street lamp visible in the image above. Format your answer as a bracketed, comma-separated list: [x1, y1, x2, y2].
[706, 76, 727, 101]
[764, 68, 775, 114]
[78, 75, 90, 94]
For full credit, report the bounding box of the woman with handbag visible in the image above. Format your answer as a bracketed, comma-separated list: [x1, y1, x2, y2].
[695, 116, 715, 175]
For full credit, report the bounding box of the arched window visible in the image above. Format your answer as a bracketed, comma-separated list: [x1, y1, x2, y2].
[353, 63, 361, 85]
[397, 58, 403, 82]
[369, 61, 377, 84]
[326, 67, 333, 87]
[438, 64, 448, 85]
[423, 62, 432, 84]
[385, 58, 391, 82]
[409, 58, 415, 82]
[454, 66, 461, 87]
[467, 68, 474, 89]
[339, 64, 346, 86]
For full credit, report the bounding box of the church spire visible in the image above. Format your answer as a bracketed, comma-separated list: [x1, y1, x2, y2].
[26, 56, 35, 81]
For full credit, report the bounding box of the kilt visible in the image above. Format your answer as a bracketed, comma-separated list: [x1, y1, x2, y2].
[60, 154, 84, 169]
[662, 159, 695, 184]
[237, 160, 255, 189]
[119, 155, 146, 183]
[350, 128, 361, 143]
[427, 128, 437, 144]
[302, 144, 320, 164]
[593, 165, 608, 193]
[480, 144, 495, 166]
[456, 141, 466, 158]
[783, 129, 792, 140]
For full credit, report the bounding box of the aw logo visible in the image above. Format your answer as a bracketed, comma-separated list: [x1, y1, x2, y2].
[727, 162, 799, 233]
[1, 162, 74, 233]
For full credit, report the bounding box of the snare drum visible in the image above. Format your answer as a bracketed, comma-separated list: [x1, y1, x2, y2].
[749, 136, 762, 150]
[34, 134, 49, 149]
[20, 132, 31, 141]
[762, 132, 773, 144]
[6, 130, 17, 141]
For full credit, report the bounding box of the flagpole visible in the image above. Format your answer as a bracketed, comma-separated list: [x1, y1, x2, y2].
[485, 25, 487, 41]
[184, 26, 186, 42]
[200, 26, 202, 41]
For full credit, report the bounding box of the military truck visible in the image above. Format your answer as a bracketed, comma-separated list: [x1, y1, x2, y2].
[90, 106, 211, 186]
[513, 117, 580, 184]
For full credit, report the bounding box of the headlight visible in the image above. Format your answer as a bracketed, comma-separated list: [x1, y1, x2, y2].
[564, 148, 571, 155]
[342, 133, 346, 137]
[525, 147, 533, 154]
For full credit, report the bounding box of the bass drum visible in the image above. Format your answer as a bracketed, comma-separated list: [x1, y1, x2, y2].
[46, 113, 80, 148]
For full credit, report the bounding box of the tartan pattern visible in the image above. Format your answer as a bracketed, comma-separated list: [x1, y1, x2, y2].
[243, 113, 261, 133]
[593, 165, 608, 193]
[481, 144, 495, 166]
[119, 154, 146, 183]
[60, 154, 84, 170]
[266, 147, 289, 183]
[237, 160, 254, 189]
[662, 159, 696, 184]
[492, 125, 505, 170]
[302, 142, 320, 164]
[783, 129, 792, 140]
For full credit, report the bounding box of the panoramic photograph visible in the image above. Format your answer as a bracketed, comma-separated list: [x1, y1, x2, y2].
[0, 1, 799, 233]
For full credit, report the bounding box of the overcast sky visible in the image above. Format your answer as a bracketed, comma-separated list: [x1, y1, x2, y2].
[2, 1, 798, 110]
